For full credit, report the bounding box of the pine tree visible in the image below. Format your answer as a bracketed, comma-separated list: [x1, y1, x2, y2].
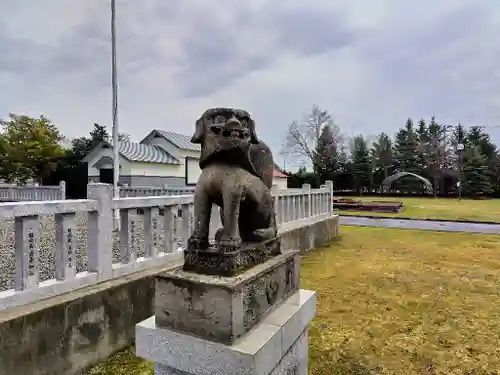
[394, 119, 420, 171]
[452, 123, 467, 148]
[424, 117, 446, 195]
[351, 135, 372, 194]
[313, 125, 338, 183]
[393, 118, 423, 192]
[416, 118, 428, 144]
[415, 118, 429, 181]
[370, 132, 393, 180]
[466, 126, 497, 188]
[461, 146, 492, 197]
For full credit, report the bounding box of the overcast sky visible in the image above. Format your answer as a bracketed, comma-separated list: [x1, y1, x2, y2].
[1, 0, 500, 167]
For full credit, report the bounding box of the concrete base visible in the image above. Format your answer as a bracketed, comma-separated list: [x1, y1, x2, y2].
[136, 289, 316, 375]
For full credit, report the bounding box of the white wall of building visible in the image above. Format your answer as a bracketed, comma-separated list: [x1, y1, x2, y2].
[185, 158, 201, 185]
[87, 146, 131, 177]
[128, 162, 183, 178]
[273, 177, 288, 189]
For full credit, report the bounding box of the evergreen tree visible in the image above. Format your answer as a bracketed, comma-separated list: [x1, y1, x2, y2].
[394, 118, 420, 171]
[424, 116, 446, 195]
[416, 118, 429, 146]
[393, 118, 422, 192]
[451, 123, 467, 148]
[461, 146, 492, 197]
[313, 124, 338, 183]
[466, 126, 498, 191]
[415, 118, 429, 180]
[467, 126, 496, 160]
[350, 135, 372, 194]
[370, 132, 393, 188]
[491, 152, 500, 195]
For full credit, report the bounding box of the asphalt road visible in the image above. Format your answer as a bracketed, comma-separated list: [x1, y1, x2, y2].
[340, 215, 500, 234]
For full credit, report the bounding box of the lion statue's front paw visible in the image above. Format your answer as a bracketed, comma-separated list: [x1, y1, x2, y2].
[187, 235, 209, 250]
[217, 233, 242, 252]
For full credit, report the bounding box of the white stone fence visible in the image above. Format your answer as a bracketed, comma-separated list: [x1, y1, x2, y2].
[119, 185, 196, 197]
[0, 181, 66, 202]
[0, 181, 333, 311]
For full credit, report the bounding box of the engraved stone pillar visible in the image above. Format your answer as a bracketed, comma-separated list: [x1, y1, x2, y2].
[59, 180, 66, 200]
[135, 250, 316, 375]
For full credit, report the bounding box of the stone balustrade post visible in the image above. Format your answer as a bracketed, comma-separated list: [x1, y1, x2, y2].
[325, 180, 334, 216]
[59, 180, 66, 200]
[114, 185, 120, 230]
[87, 183, 113, 280]
[15, 215, 40, 291]
[271, 184, 280, 224]
[302, 184, 311, 219]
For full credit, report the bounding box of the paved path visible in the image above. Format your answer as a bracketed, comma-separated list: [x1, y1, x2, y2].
[340, 216, 500, 234]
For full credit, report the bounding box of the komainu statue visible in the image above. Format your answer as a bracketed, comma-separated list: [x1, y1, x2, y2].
[183, 107, 280, 275]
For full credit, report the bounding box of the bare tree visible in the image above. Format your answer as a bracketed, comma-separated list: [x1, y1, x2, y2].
[282, 105, 343, 171]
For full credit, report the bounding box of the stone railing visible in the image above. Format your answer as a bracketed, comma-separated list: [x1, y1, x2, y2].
[0, 181, 66, 202]
[119, 185, 196, 197]
[274, 182, 333, 224]
[0, 181, 333, 311]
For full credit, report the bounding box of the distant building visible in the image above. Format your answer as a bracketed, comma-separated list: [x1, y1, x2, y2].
[83, 130, 288, 188]
[272, 170, 289, 189]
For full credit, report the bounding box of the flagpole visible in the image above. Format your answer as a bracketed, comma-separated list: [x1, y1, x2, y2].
[111, 0, 120, 224]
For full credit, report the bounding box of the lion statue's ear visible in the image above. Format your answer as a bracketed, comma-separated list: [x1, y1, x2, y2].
[247, 118, 259, 144]
[191, 116, 205, 144]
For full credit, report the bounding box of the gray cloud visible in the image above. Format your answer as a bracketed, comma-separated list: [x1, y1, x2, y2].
[176, 3, 356, 98]
[0, 2, 165, 91]
[266, 6, 355, 56]
[1, 0, 500, 165]
[0, 26, 44, 74]
[178, 18, 270, 98]
[368, 3, 500, 125]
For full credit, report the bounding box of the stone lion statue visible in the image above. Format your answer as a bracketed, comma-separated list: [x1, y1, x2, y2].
[187, 107, 277, 252]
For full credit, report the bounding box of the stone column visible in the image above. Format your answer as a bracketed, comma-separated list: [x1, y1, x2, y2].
[87, 183, 113, 280]
[135, 251, 316, 374]
[59, 180, 66, 200]
[271, 184, 280, 224]
[302, 184, 311, 219]
[325, 180, 334, 216]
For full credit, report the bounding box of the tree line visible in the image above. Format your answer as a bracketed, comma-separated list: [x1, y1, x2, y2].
[283, 105, 500, 198]
[0, 113, 128, 198]
[1, 109, 498, 199]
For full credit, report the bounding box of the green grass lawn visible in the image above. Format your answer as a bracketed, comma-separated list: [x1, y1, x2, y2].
[88, 227, 500, 375]
[337, 196, 500, 223]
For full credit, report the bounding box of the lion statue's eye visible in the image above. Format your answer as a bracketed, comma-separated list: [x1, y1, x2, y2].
[214, 115, 226, 124]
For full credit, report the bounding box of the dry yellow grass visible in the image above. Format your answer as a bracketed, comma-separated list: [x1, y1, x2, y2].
[338, 196, 500, 223]
[304, 227, 500, 375]
[88, 226, 500, 375]
[86, 348, 153, 375]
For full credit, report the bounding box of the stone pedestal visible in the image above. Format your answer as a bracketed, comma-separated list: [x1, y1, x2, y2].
[135, 250, 316, 375]
[183, 236, 281, 277]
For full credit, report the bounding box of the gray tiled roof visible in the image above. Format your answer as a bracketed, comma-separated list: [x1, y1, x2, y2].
[155, 130, 201, 151]
[117, 141, 180, 164]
